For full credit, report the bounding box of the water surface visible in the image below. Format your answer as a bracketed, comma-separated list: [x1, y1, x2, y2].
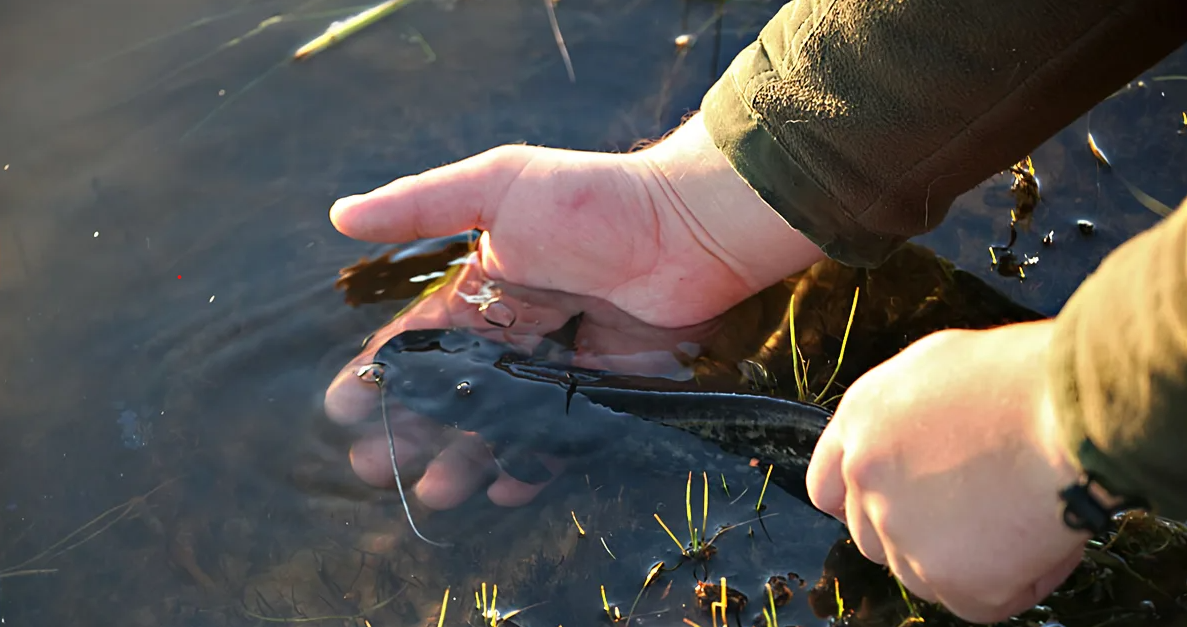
[1, 0, 1184, 624]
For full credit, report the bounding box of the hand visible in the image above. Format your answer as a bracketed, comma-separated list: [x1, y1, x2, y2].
[806, 320, 1089, 624]
[328, 112, 825, 329]
[324, 261, 732, 511]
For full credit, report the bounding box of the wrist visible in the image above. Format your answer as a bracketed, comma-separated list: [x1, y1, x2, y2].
[1008, 321, 1099, 536]
[630, 113, 826, 287]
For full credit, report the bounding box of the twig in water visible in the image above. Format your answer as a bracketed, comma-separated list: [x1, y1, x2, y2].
[543, 0, 576, 82]
[294, 0, 420, 61]
[357, 364, 451, 547]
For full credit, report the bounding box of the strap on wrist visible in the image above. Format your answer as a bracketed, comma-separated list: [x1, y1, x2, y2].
[1058, 472, 1148, 536]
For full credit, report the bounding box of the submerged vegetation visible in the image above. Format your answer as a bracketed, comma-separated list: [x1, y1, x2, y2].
[9, 464, 1183, 627]
[788, 287, 860, 407]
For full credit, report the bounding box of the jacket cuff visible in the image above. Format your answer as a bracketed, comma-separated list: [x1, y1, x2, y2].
[1046, 202, 1187, 521]
[700, 40, 902, 269]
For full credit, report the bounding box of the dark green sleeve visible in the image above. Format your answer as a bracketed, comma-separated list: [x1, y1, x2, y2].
[1048, 199, 1187, 519]
[701, 0, 1187, 267]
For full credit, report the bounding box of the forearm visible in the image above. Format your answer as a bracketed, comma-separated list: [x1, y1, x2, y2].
[1047, 199, 1187, 520]
[702, 0, 1187, 266]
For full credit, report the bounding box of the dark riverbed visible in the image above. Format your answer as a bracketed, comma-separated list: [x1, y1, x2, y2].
[1, 0, 1184, 625]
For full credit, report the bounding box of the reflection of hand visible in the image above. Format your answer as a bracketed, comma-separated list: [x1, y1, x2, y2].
[328, 112, 824, 329]
[806, 321, 1088, 624]
[324, 261, 729, 511]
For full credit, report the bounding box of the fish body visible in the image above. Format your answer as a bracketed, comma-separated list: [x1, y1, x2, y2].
[373, 328, 831, 490]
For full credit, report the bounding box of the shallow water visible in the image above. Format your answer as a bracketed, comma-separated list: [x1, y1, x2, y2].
[0, 0, 1184, 625]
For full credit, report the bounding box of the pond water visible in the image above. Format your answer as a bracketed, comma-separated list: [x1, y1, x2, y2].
[1, 0, 1184, 625]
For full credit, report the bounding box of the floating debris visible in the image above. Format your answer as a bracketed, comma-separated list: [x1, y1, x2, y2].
[988, 246, 1038, 280]
[600, 537, 617, 560]
[694, 577, 747, 617]
[765, 575, 793, 607]
[1077, 219, 1096, 235]
[1087, 132, 1111, 168]
[405, 26, 436, 63]
[1042, 230, 1055, 246]
[473, 582, 540, 627]
[674, 33, 695, 49]
[116, 408, 151, 450]
[1085, 131, 1174, 217]
[1008, 155, 1040, 219]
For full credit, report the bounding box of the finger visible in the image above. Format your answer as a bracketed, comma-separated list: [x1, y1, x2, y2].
[349, 432, 427, 488]
[330, 146, 531, 243]
[325, 364, 380, 425]
[845, 490, 888, 566]
[990, 548, 1083, 621]
[886, 551, 940, 605]
[806, 420, 847, 518]
[487, 455, 566, 508]
[414, 432, 499, 511]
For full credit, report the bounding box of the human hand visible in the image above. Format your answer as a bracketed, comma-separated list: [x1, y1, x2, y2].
[806, 321, 1089, 624]
[328, 112, 825, 329]
[324, 260, 729, 511]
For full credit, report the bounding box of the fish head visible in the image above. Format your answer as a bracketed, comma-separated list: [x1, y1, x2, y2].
[370, 327, 516, 424]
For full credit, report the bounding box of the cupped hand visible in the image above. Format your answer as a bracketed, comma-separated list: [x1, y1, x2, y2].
[324, 112, 824, 512]
[324, 260, 733, 511]
[329, 113, 824, 329]
[806, 320, 1089, 624]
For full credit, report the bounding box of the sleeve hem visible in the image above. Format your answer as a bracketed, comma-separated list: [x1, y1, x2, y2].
[700, 43, 903, 269]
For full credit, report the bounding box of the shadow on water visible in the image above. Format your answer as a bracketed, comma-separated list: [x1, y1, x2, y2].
[0, 0, 1183, 624]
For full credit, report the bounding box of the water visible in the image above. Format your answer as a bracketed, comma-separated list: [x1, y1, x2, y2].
[1, 0, 1184, 624]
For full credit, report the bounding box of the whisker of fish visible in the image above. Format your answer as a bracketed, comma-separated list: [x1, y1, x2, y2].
[358, 363, 452, 548]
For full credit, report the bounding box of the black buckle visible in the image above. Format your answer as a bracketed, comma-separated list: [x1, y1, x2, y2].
[1058, 473, 1146, 536]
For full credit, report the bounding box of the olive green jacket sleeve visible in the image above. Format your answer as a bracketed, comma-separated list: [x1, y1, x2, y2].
[1048, 199, 1187, 519]
[701, 0, 1186, 267]
[699, 0, 1187, 517]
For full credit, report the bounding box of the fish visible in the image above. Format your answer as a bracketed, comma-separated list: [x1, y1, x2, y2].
[371, 327, 832, 498]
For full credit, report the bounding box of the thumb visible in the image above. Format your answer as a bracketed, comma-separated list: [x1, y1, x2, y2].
[330, 145, 532, 243]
